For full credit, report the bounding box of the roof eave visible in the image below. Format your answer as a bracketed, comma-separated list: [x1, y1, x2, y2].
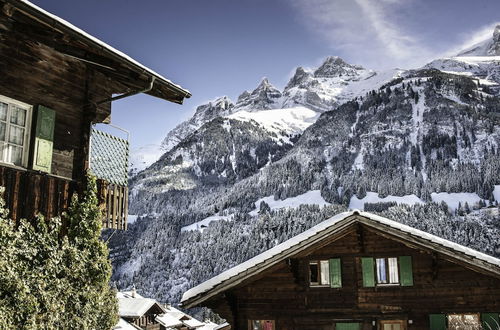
[8, 0, 191, 104]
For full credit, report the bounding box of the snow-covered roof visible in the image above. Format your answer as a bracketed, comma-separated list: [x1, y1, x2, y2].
[155, 305, 206, 329]
[114, 318, 141, 330]
[156, 314, 184, 328]
[117, 291, 165, 318]
[181, 210, 500, 307]
[11, 0, 191, 102]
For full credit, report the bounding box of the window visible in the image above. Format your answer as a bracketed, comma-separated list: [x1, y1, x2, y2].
[380, 320, 406, 330]
[0, 96, 32, 167]
[249, 320, 275, 330]
[376, 257, 399, 284]
[309, 260, 330, 286]
[447, 314, 480, 330]
[309, 258, 342, 288]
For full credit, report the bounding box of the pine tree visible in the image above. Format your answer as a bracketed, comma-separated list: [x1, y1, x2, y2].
[0, 175, 118, 329]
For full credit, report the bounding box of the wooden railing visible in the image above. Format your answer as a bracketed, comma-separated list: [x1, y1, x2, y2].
[97, 180, 128, 230]
[0, 165, 76, 222]
[0, 165, 128, 230]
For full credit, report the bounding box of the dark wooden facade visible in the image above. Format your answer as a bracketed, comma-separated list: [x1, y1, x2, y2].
[0, 0, 189, 228]
[184, 214, 500, 330]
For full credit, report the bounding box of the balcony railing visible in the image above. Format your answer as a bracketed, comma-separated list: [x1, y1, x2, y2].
[90, 127, 129, 230]
[0, 165, 76, 222]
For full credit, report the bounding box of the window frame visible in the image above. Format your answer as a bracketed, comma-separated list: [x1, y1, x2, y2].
[0, 95, 33, 168]
[309, 259, 331, 287]
[375, 256, 401, 286]
[248, 319, 275, 330]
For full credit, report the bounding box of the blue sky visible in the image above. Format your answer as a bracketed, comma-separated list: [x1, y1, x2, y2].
[32, 0, 500, 150]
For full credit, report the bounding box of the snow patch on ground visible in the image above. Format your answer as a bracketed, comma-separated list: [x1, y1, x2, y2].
[494, 185, 500, 202]
[181, 214, 234, 232]
[128, 215, 138, 224]
[349, 192, 424, 210]
[431, 192, 482, 212]
[250, 190, 330, 216]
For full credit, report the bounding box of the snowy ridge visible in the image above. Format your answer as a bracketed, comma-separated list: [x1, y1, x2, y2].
[181, 211, 500, 305]
[227, 107, 319, 144]
[249, 190, 330, 216]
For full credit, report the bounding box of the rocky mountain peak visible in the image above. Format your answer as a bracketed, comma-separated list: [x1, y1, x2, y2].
[234, 78, 282, 111]
[285, 66, 313, 90]
[490, 24, 500, 55]
[313, 56, 364, 78]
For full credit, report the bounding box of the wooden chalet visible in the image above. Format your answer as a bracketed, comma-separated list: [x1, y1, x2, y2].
[181, 211, 500, 330]
[0, 0, 190, 229]
[118, 291, 166, 330]
[116, 290, 225, 330]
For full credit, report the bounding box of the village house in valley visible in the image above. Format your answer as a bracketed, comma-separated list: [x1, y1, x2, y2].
[116, 290, 229, 330]
[181, 211, 500, 330]
[0, 0, 190, 229]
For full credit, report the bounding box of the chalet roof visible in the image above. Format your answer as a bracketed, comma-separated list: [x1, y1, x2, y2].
[114, 318, 141, 330]
[8, 0, 191, 104]
[181, 210, 500, 308]
[156, 305, 205, 329]
[117, 291, 166, 318]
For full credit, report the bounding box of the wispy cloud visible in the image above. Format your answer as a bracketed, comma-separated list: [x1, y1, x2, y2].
[290, 0, 434, 69]
[443, 21, 499, 57]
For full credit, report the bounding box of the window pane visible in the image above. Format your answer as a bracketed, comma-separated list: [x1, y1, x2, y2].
[320, 260, 330, 285]
[310, 262, 319, 284]
[252, 320, 261, 330]
[9, 126, 24, 146]
[263, 321, 274, 330]
[388, 258, 399, 283]
[0, 122, 5, 141]
[10, 106, 26, 126]
[8, 145, 23, 166]
[376, 258, 387, 283]
[0, 143, 6, 162]
[448, 314, 480, 330]
[0, 102, 7, 121]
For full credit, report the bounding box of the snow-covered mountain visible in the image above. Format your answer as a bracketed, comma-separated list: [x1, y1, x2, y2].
[457, 24, 500, 56]
[111, 25, 500, 308]
[424, 24, 500, 93]
[132, 56, 401, 167]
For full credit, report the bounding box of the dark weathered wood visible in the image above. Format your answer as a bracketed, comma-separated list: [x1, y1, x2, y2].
[0, 2, 131, 229]
[205, 224, 500, 330]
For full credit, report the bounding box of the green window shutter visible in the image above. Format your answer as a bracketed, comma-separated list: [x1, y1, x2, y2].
[482, 313, 500, 330]
[429, 314, 446, 330]
[336, 323, 361, 330]
[32, 105, 55, 173]
[399, 256, 414, 286]
[361, 257, 375, 287]
[329, 258, 342, 288]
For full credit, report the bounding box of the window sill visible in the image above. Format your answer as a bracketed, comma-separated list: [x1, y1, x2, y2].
[309, 284, 331, 288]
[376, 283, 400, 287]
[0, 162, 74, 182]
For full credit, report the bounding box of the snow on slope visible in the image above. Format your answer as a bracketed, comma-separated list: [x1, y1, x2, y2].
[129, 144, 164, 173]
[494, 185, 500, 202]
[249, 190, 330, 216]
[349, 192, 424, 210]
[431, 192, 483, 212]
[181, 214, 234, 232]
[227, 107, 319, 143]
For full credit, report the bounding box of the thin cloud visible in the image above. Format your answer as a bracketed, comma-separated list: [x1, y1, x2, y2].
[290, 0, 434, 69]
[443, 21, 500, 57]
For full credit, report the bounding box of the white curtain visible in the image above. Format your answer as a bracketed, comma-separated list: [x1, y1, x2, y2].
[388, 258, 399, 283]
[320, 260, 330, 285]
[376, 258, 387, 283]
